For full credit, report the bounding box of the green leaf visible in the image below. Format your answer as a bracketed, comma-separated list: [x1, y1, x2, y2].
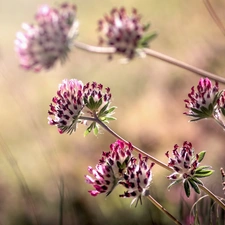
[188, 179, 200, 194]
[191, 177, 203, 185]
[195, 165, 212, 172]
[198, 151, 206, 163]
[138, 32, 158, 47]
[184, 180, 190, 197]
[194, 169, 214, 178]
[93, 125, 99, 136]
[167, 179, 182, 190]
[84, 123, 95, 136]
[98, 102, 109, 116]
[104, 106, 117, 114]
[143, 23, 151, 31]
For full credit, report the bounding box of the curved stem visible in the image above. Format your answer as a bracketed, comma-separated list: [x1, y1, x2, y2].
[73, 41, 225, 84]
[199, 184, 225, 210]
[92, 115, 172, 171]
[203, 0, 225, 36]
[147, 195, 182, 225]
[80, 118, 225, 210]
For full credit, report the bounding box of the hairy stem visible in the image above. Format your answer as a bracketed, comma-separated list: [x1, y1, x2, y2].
[203, 0, 225, 36]
[147, 195, 182, 225]
[73, 41, 225, 84]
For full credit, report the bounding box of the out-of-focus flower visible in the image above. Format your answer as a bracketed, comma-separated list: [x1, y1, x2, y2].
[119, 154, 154, 207]
[98, 7, 156, 60]
[48, 79, 84, 134]
[15, 3, 78, 72]
[166, 141, 213, 197]
[184, 77, 220, 121]
[85, 140, 133, 196]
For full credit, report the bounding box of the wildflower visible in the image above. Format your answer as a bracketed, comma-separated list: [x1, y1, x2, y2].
[184, 77, 220, 121]
[48, 79, 116, 135]
[98, 7, 156, 59]
[48, 79, 84, 134]
[166, 141, 213, 197]
[85, 140, 133, 196]
[15, 3, 78, 72]
[119, 154, 154, 207]
[83, 81, 116, 136]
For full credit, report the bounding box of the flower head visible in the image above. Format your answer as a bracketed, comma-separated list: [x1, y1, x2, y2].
[119, 154, 154, 207]
[82, 81, 115, 136]
[15, 3, 78, 72]
[48, 79, 84, 134]
[166, 141, 213, 197]
[98, 7, 156, 59]
[184, 78, 220, 121]
[85, 140, 133, 196]
[48, 79, 116, 135]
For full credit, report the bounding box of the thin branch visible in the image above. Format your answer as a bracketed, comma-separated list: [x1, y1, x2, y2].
[203, 0, 225, 36]
[90, 115, 172, 171]
[73, 41, 225, 84]
[147, 195, 182, 225]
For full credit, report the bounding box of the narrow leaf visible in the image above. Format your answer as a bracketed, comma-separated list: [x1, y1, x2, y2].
[189, 179, 200, 194]
[198, 151, 206, 163]
[184, 180, 190, 197]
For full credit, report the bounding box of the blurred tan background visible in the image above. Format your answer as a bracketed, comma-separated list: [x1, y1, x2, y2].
[0, 0, 225, 224]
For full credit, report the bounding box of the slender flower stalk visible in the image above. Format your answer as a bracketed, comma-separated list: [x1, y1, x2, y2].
[146, 195, 182, 225]
[73, 41, 225, 85]
[89, 114, 172, 171]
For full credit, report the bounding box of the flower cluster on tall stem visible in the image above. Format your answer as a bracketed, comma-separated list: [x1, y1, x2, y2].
[85, 140, 133, 196]
[15, 3, 79, 72]
[166, 141, 213, 197]
[85, 139, 155, 207]
[184, 77, 220, 121]
[98, 7, 156, 59]
[48, 79, 115, 134]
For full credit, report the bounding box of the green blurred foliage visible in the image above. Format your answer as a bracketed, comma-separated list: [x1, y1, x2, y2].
[0, 0, 225, 224]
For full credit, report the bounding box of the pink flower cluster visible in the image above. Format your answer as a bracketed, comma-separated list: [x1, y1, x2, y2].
[85, 140, 154, 206]
[166, 141, 199, 181]
[48, 79, 113, 134]
[15, 3, 78, 72]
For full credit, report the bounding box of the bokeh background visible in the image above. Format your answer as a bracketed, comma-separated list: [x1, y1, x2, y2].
[0, 0, 225, 224]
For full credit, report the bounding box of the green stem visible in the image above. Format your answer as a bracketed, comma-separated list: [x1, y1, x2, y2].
[147, 195, 182, 225]
[73, 41, 225, 84]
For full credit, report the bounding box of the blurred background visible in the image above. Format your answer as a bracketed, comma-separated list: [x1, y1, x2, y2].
[0, 0, 225, 224]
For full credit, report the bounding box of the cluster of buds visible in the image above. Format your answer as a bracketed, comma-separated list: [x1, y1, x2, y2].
[166, 141, 213, 197]
[85, 140, 154, 206]
[15, 3, 79, 72]
[98, 7, 156, 59]
[48, 79, 115, 134]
